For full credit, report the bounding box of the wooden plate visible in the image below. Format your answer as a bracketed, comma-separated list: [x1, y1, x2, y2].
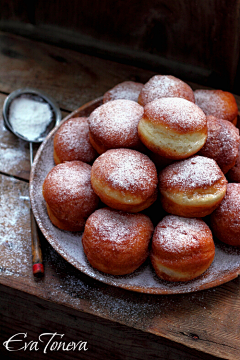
[30, 97, 240, 294]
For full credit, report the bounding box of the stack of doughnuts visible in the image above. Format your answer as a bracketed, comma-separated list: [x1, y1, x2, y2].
[42, 73, 240, 283]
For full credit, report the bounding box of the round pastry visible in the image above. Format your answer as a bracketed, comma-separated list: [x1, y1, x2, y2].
[198, 116, 240, 174]
[91, 148, 158, 212]
[211, 183, 240, 246]
[138, 75, 195, 106]
[227, 144, 240, 182]
[159, 155, 227, 217]
[194, 89, 238, 125]
[150, 215, 215, 282]
[88, 99, 144, 154]
[82, 207, 154, 275]
[53, 117, 98, 164]
[42, 161, 99, 231]
[138, 97, 208, 160]
[103, 81, 144, 103]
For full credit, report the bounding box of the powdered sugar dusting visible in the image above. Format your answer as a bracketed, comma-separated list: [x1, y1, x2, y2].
[103, 81, 144, 103]
[139, 75, 195, 105]
[0, 175, 31, 276]
[85, 208, 152, 245]
[199, 116, 240, 173]
[29, 102, 240, 294]
[88, 209, 132, 244]
[44, 161, 93, 202]
[145, 97, 206, 132]
[88, 99, 143, 147]
[194, 89, 238, 122]
[160, 156, 224, 190]
[227, 144, 240, 182]
[153, 215, 211, 253]
[54, 117, 97, 163]
[217, 183, 240, 217]
[93, 149, 157, 194]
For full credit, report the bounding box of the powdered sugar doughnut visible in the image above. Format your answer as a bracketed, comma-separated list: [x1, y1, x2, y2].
[88, 99, 145, 154]
[103, 81, 144, 103]
[198, 116, 240, 174]
[211, 183, 240, 246]
[150, 215, 215, 281]
[227, 144, 240, 182]
[159, 156, 227, 217]
[91, 148, 158, 212]
[82, 207, 154, 275]
[138, 75, 195, 106]
[53, 117, 98, 164]
[138, 97, 207, 160]
[194, 89, 238, 125]
[42, 161, 99, 231]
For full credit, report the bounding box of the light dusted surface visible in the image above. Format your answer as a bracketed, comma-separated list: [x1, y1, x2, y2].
[1, 30, 240, 359]
[30, 100, 240, 295]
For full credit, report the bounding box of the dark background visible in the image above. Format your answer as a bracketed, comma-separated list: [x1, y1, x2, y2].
[0, 0, 240, 93]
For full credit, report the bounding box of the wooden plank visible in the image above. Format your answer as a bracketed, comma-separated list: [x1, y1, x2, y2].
[0, 284, 225, 360]
[0, 31, 157, 112]
[0, 1, 240, 91]
[0, 173, 239, 359]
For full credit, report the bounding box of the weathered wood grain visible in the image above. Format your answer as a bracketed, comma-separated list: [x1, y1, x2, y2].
[0, 1, 240, 92]
[1, 30, 240, 360]
[0, 174, 239, 359]
[0, 285, 226, 360]
[0, 31, 156, 112]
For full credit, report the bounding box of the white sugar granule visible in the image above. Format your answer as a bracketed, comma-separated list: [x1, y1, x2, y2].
[104, 81, 143, 102]
[9, 97, 52, 141]
[154, 216, 208, 253]
[163, 156, 223, 189]
[0, 176, 31, 276]
[89, 100, 143, 143]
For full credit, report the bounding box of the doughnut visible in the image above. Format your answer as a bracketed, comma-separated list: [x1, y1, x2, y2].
[88, 99, 145, 154]
[138, 97, 208, 160]
[53, 117, 98, 164]
[103, 81, 144, 103]
[42, 161, 99, 231]
[91, 148, 158, 212]
[159, 155, 227, 217]
[227, 144, 240, 182]
[150, 215, 215, 281]
[138, 75, 195, 106]
[198, 116, 240, 174]
[194, 89, 238, 125]
[82, 207, 154, 275]
[211, 183, 240, 246]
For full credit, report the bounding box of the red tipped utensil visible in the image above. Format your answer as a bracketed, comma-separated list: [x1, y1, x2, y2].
[3, 88, 61, 278]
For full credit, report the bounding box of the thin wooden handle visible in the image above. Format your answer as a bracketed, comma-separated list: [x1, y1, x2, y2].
[30, 209, 44, 277]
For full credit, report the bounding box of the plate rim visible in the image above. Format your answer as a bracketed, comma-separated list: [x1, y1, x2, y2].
[30, 97, 240, 295]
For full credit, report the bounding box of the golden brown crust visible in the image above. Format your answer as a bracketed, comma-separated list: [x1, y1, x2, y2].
[53, 117, 98, 164]
[103, 81, 144, 103]
[91, 149, 158, 212]
[88, 99, 144, 154]
[42, 161, 99, 232]
[194, 89, 238, 123]
[198, 116, 240, 174]
[82, 208, 154, 275]
[211, 183, 240, 246]
[150, 215, 215, 281]
[227, 144, 240, 182]
[138, 75, 195, 106]
[138, 97, 207, 160]
[159, 156, 227, 217]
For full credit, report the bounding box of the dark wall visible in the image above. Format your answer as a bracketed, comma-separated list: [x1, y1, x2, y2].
[1, 0, 240, 92]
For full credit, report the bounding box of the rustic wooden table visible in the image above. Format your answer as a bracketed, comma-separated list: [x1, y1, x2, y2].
[0, 31, 239, 360]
